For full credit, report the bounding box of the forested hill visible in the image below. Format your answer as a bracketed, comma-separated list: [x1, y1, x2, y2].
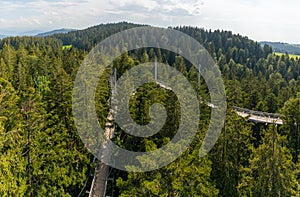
[49, 22, 272, 63]
[0, 22, 299, 196]
[51, 22, 146, 50]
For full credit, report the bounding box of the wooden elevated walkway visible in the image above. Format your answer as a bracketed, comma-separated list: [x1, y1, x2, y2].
[233, 106, 283, 125]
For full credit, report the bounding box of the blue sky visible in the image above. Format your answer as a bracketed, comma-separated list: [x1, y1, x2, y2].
[0, 0, 299, 43]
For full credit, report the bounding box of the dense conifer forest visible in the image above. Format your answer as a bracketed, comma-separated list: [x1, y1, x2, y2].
[0, 22, 299, 196]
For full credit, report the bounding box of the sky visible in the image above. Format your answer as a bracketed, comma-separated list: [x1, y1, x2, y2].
[0, 0, 299, 43]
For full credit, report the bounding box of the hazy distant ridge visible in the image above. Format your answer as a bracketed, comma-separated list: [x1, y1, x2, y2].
[36, 28, 75, 37]
[0, 35, 8, 39]
[260, 41, 300, 55]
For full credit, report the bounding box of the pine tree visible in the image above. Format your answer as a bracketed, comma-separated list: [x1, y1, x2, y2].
[238, 125, 298, 196]
[210, 111, 253, 196]
[281, 97, 300, 162]
[116, 149, 219, 196]
[32, 65, 91, 196]
[19, 87, 47, 196]
[0, 78, 27, 196]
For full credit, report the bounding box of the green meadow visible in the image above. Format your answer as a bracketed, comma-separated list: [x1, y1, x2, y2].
[275, 52, 300, 59]
[62, 45, 72, 50]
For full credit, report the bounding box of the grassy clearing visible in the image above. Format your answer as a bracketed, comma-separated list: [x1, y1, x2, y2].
[274, 52, 300, 59]
[62, 45, 72, 50]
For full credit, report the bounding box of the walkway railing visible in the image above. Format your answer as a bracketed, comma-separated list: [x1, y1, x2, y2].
[233, 106, 283, 125]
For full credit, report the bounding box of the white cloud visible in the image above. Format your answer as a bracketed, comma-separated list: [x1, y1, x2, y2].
[0, 0, 299, 43]
[107, 0, 204, 17]
[185, 0, 300, 43]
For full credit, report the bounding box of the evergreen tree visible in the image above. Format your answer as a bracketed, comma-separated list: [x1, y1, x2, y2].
[281, 97, 300, 162]
[211, 111, 253, 196]
[238, 125, 299, 196]
[0, 78, 27, 196]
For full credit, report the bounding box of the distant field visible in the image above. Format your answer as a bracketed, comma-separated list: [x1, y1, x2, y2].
[62, 45, 72, 50]
[275, 52, 300, 59]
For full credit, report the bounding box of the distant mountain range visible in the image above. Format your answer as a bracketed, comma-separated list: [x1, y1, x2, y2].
[0, 28, 75, 39]
[0, 30, 42, 38]
[260, 41, 300, 55]
[0, 35, 8, 39]
[36, 28, 75, 37]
